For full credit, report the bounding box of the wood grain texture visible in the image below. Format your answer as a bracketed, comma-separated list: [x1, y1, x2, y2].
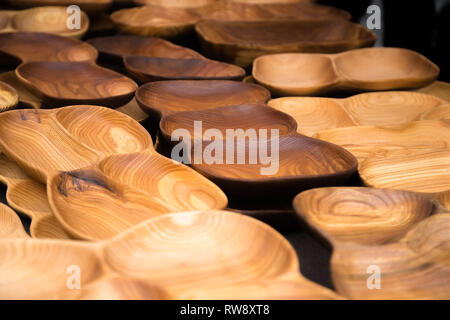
[0, 7, 90, 39]
[0, 202, 29, 239]
[196, 19, 376, 68]
[253, 48, 439, 96]
[0, 72, 42, 109]
[7, 0, 112, 16]
[124, 56, 245, 82]
[0, 211, 341, 299]
[136, 80, 271, 121]
[111, 5, 201, 38]
[192, 134, 357, 196]
[417, 81, 450, 102]
[16, 61, 137, 108]
[0, 81, 18, 112]
[269, 92, 448, 136]
[0, 32, 98, 65]
[116, 98, 149, 123]
[133, 0, 217, 7]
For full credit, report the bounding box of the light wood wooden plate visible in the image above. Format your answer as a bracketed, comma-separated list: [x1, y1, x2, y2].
[196, 19, 376, 68]
[6, 0, 112, 16]
[269, 91, 449, 137]
[0, 6, 90, 39]
[0, 81, 18, 112]
[293, 187, 450, 299]
[253, 48, 439, 96]
[0, 211, 341, 299]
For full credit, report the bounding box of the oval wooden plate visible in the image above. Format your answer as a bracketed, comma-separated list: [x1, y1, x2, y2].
[196, 19, 376, 68]
[16, 61, 137, 108]
[136, 80, 271, 121]
[0, 80, 19, 112]
[111, 5, 201, 39]
[268, 91, 448, 137]
[0, 6, 90, 39]
[6, 0, 112, 16]
[0, 32, 98, 66]
[124, 56, 245, 82]
[253, 48, 439, 96]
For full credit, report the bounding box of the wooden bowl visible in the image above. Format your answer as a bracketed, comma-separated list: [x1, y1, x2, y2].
[253, 48, 439, 96]
[124, 56, 245, 82]
[7, 0, 112, 16]
[294, 187, 433, 246]
[111, 5, 201, 39]
[0, 80, 19, 112]
[136, 80, 271, 121]
[268, 91, 448, 136]
[16, 61, 137, 108]
[417, 81, 450, 102]
[196, 19, 376, 68]
[87, 35, 202, 65]
[0, 32, 98, 66]
[1, 6, 90, 39]
[192, 134, 358, 196]
[0, 203, 29, 239]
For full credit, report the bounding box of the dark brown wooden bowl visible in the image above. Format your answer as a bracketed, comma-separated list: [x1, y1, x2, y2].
[135, 80, 271, 121]
[124, 56, 245, 82]
[16, 61, 137, 108]
[0, 32, 98, 66]
[196, 19, 376, 68]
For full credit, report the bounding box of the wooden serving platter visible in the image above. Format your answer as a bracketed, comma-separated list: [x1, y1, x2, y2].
[196, 19, 376, 68]
[0, 80, 18, 112]
[253, 48, 439, 96]
[0, 6, 89, 39]
[0, 106, 227, 240]
[0, 211, 341, 299]
[6, 0, 112, 16]
[269, 91, 449, 137]
[294, 187, 450, 299]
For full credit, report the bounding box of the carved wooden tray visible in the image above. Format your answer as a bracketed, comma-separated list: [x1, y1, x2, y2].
[294, 187, 450, 299]
[0, 211, 341, 299]
[0, 106, 228, 240]
[253, 48, 439, 95]
[196, 19, 376, 68]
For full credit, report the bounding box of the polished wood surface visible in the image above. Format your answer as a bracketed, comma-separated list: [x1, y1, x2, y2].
[0, 71, 42, 109]
[0, 80, 18, 112]
[0, 6, 90, 39]
[417, 81, 450, 102]
[254, 48, 439, 96]
[0, 32, 98, 65]
[7, 0, 112, 16]
[136, 80, 271, 121]
[124, 56, 245, 82]
[16, 61, 137, 108]
[196, 19, 376, 67]
[0, 202, 29, 239]
[269, 91, 448, 136]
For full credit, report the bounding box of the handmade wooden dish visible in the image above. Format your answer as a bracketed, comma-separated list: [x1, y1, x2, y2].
[0, 202, 29, 239]
[0, 211, 341, 299]
[0, 7, 89, 39]
[191, 134, 358, 196]
[0, 81, 19, 112]
[136, 80, 271, 122]
[124, 56, 246, 82]
[294, 187, 450, 299]
[16, 61, 137, 108]
[111, 5, 202, 39]
[268, 91, 449, 137]
[6, 0, 112, 16]
[0, 153, 70, 239]
[196, 19, 376, 68]
[0, 32, 98, 66]
[0, 106, 228, 240]
[253, 48, 439, 96]
[314, 120, 450, 194]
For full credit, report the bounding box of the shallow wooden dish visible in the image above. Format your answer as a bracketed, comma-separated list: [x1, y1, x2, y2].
[136, 80, 270, 122]
[0, 153, 70, 239]
[111, 5, 201, 39]
[0, 211, 340, 299]
[0, 32, 98, 66]
[7, 0, 112, 16]
[253, 48, 439, 96]
[124, 56, 245, 82]
[0, 6, 90, 39]
[192, 134, 357, 196]
[196, 19, 376, 68]
[269, 91, 448, 137]
[0, 81, 19, 112]
[16, 61, 137, 108]
[0, 202, 28, 239]
[293, 187, 450, 299]
[417, 81, 450, 102]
